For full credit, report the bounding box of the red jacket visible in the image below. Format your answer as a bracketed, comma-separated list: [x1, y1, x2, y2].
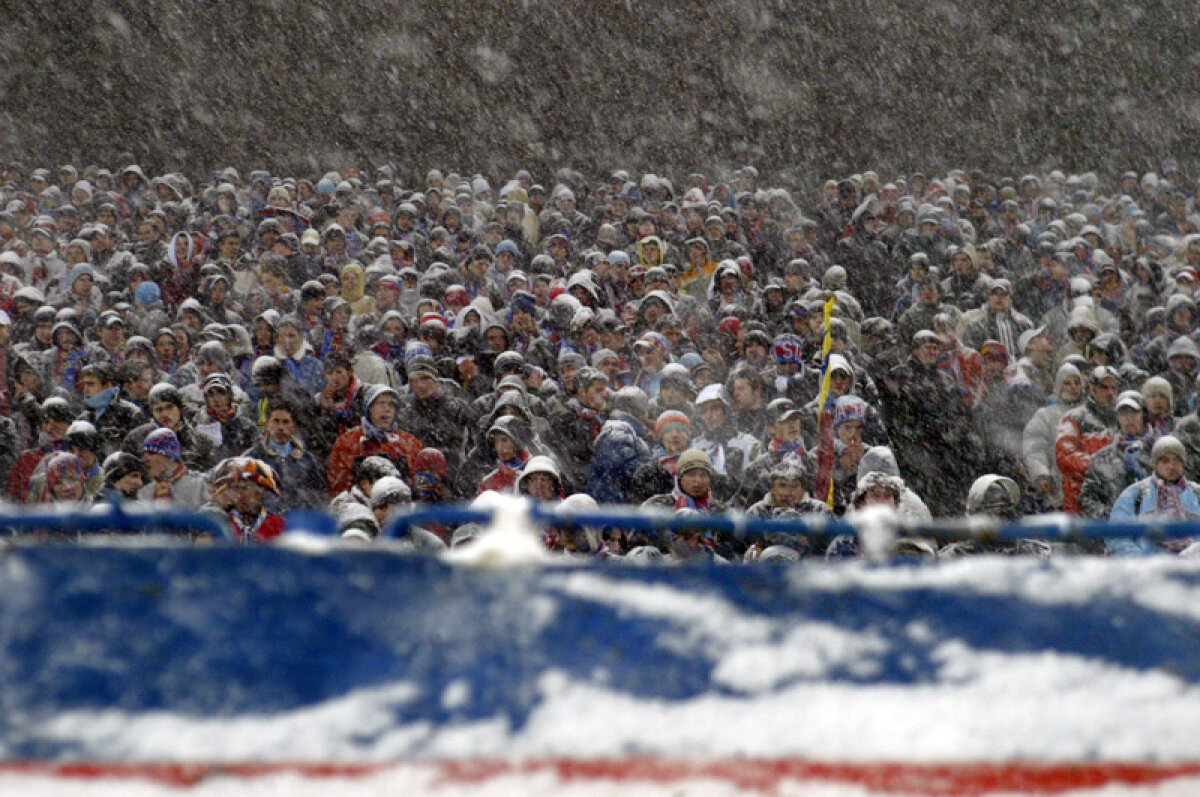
[1055, 399, 1116, 514]
[327, 425, 423, 495]
[6, 445, 57, 502]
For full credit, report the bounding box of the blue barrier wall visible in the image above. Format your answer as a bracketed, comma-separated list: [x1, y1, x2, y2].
[4, 546, 1200, 762]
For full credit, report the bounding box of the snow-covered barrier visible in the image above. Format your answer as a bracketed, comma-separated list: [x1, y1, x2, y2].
[4, 542, 1200, 775]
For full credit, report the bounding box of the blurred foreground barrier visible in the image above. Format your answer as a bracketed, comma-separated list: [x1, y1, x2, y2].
[380, 502, 1200, 551]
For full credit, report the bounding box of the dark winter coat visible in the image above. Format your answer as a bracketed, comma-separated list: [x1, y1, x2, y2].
[1078, 437, 1152, 519]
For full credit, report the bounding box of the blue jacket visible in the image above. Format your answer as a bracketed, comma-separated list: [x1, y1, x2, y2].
[587, 413, 653, 504]
[1107, 476, 1200, 555]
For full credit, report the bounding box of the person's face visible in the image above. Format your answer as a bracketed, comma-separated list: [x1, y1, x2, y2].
[731, 378, 757, 409]
[100, 324, 124, 349]
[35, 321, 52, 344]
[525, 472, 557, 501]
[129, 368, 153, 399]
[1156, 452, 1185, 483]
[679, 468, 711, 499]
[41, 416, 68, 441]
[1117, 407, 1144, 436]
[152, 401, 181, 429]
[368, 395, 399, 427]
[410, 372, 438, 400]
[1090, 378, 1117, 407]
[206, 386, 232, 411]
[115, 471, 144, 493]
[1171, 355, 1197, 376]
[267, 410, 294, 444]
[988, 290, 1011, 313]
[142, 452, 170, 479]
[770, 478, 798, 508]
[219, 236, 240, 259]
[913, 341, 940, 366]
[830, 371, 852, 398]
[232, 482, 265, 515]
[1027, 337, 1054, 368]
[277, 326, 302, 357]
[661, 427, 689, 455]
[52, 471, 84, 502]
[326, 365, 351, 393]
[863, 485, 897, 507]
[582, 380, 607, 411]
[493, 433, 517, 461]
[774, 417, 802, 443]
[485, 327, 508, 352]
[837, 420, 863, 445]
[79, 374, 104, 399]
[155, 336, 176, 362]
[1146, 393, 1171, 418]
[699, 402, 725, 431]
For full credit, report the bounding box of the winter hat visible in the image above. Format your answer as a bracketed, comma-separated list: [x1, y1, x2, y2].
[1115, 391, 1145, 413]
[696, 383, 730, 407]
[834, 395, 868, 429]
[102, 452, 147, 487]
[676, 448, 715, 478]
[41, 396, 75, 423]
[338, 503, 379, 541]
[773, 334, 805, 366]
[857, 446, 901, 482]
[370, 476, 412, 510]
[135, 281, 161, 305]
[1152, 435, 1187, 466]
[1141, 377, 1173, 403]
[142, 428, 182, 462]
[655, 410, 691, 437]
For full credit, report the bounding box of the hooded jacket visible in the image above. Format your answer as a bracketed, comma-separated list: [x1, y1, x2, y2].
[327, 384, 423, 494]
[1022, 363, 1083, 510]
[1055, 394, 1117, 514]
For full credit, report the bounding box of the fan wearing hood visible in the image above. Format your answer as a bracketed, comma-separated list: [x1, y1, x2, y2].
[477, 415, 536, 495]
[339, 263, 375, 316]
[1022, 363, 1084, 511]
[327, 384, 423, 495]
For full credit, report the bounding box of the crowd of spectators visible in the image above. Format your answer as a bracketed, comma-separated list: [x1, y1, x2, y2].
[1, 159, 1199, 556]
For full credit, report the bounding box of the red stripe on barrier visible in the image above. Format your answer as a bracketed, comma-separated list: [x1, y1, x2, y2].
[3, 759, 1200, 794]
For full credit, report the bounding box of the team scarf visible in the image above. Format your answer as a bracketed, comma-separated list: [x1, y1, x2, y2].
[768, 437, 805, 457]
[206, 403, 238, 424]
[153, 461, 187, 501]
[230, 507, 270, 544]
[674, 491, 711, 511]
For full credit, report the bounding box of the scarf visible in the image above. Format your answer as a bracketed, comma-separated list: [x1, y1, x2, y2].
[86, 386, 119, 420]
[1120, 435, 1147, 480]
[362, 416, 393, 443]
[206, 403, 238, 424]
[320, 328, 347, 359]
[54, 347, 86, 391]
[1154, 477, 1187, 519]
[499, 452, 529, 471]
[230, 506, 269, 544]
[153, 461, 186, 500]
[674, 491, 711, 511]
[768, 437, 805, 457]
[267, 438, 294, 458]
[414, 472, 444, 502]
[329, 377, 359, 428]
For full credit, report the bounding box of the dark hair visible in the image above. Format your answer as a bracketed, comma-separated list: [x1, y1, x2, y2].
[81, 362, 117, 386]
[265, 399, 296, 420]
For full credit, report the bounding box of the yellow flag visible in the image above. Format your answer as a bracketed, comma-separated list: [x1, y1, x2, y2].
[814, 295, 837, 508]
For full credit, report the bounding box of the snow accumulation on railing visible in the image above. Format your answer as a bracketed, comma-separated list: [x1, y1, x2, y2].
[383, 501, 1200, 553]
[1, 499, 1198, 554]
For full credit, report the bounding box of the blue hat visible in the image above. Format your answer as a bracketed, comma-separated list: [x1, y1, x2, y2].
[135, 281, 161, 305]
[496, 239, 519, 256]
[142, 428, 182, 462]
[608, 250, 631, 266]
